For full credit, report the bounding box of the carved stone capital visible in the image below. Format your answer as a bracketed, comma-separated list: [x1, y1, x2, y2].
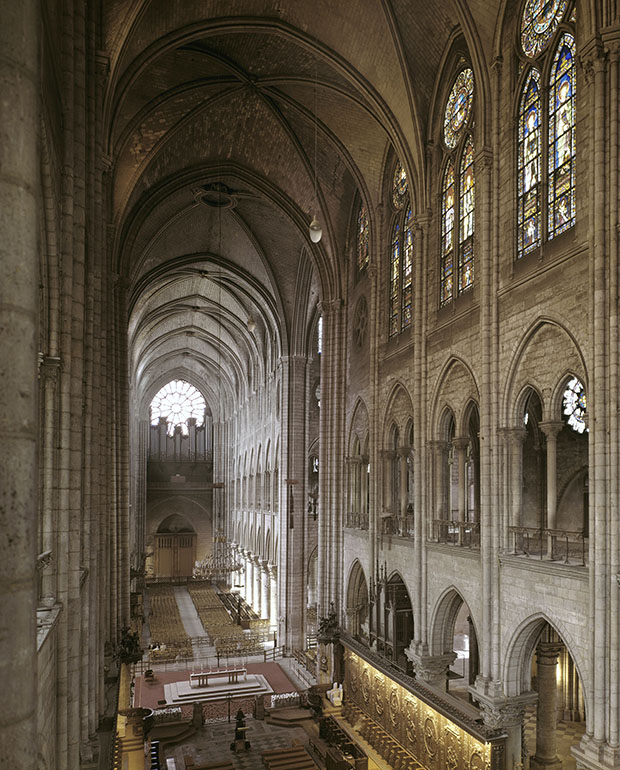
[405, 646, 456, 688]
[500, 426, 527, 446]
[38, 354, 61, 384]
[318, 298, 343, 316]
[536, 641, 564, 664]
[539, 420, 564, 440]
[428, 439, 449, 452]
[580, 40, 607, 85]
[452, 436, 470, 453]
[471, 689, 537, 730]
[475, 147, 493, 174]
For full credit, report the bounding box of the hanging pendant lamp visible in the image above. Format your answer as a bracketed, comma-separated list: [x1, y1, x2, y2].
[309, 59, 322, 243]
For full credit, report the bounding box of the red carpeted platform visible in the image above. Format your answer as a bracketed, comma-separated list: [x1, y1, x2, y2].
[135, 662, 299, 711]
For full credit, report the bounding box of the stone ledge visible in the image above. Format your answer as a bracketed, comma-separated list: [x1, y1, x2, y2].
[499, 554, 588, 580]
[425, 541, 481, 560]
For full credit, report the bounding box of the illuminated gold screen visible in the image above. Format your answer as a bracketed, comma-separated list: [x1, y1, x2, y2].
[344, 650, 493, 770]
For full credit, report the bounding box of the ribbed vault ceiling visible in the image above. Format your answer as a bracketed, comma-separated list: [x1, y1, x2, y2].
[107, 0, 498, 416]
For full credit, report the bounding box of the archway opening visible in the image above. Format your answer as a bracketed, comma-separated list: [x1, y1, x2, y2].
[519, 621, 586, 769]
[154, 514, 197, 578]
[345, 561, 369, 643]
[371, 572, 413, 674]
[447, 601, 479, 702]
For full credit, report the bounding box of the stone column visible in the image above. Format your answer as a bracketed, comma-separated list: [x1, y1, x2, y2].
[430, 441, 449, 533]
[379, 449, 390, 512]
[321, 298, 347, 614]
[453, 437, 469, 546]
[530, 642, 563, 770]
[509, 428, 527, 551]
[0, 0, 39, 765]
[453, 437, 469, 523]
[254, 557, 262, 616]
[158, 416, 167, 458]
[399, 447, 410, 522]
[347, 457, 360, 521]
[261, 561, 269, 621]
[474, 694, 536, 770]
[269, 566, 277, 635]
[539, 422, 563, 557]
[361, 456, 369, 525]
[246, 555, 253, 609]
[39, 357, 61, 600]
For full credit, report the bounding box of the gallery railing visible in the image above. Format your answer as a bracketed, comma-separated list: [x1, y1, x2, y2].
[380, 515, 415, 538]
[346, 511, 369, 530]
[431, 519, 480, 548]
[508, 526, 587, 566]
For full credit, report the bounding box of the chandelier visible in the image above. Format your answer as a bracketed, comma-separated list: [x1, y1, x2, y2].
[193, 529, 242, 580]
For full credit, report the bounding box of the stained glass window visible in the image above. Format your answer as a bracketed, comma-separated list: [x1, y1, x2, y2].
[521, 0, 567, 58]
[317, 315, 323, 354]
[444, 69, 474, 149]
[357, 203, 370, 270]
[518, 69, 542, 257]
[563, 377, 587, 433]
[441, 161, 455, 305]
[388, 161, 415, 335]
[548, 33, 576, 239]
[150, 380, 206, 436]
[402, 208, 413, 329]
[458, 137, 475, 293]
[392, 162, 408, 208]
[389, 223, 400, 337]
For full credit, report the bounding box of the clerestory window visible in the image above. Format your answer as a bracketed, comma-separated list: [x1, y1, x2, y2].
[388, 161, 414, 337]
[440, 66, 475, 306]
[517, 0, 575, 257]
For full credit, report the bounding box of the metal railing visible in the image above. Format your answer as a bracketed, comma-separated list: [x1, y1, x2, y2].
[431, 519, 480, 548]
[508, 526, 587, 566]
[293, 647, 317, 675]
[136, 644, 284, 675]
[380, 515, 415, 538]
[346, 511, 369, 530]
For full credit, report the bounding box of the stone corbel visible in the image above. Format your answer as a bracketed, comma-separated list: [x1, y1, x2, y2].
[36, 550, 54, 572]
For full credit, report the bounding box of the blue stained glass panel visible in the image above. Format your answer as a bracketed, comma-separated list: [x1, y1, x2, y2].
[518, 69, 541, 256]
[441, 162, 455, 305]
[548, 35, 575, 239]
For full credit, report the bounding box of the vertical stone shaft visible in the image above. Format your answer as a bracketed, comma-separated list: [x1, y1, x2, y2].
[607, 41, 620, 750]
[531, 643, 563, 769]
[510, 429, 526, 532]
[261, 562, 269, 621]
[367, 259, 379, 637]
[0, 0, 39, 766]
[453, 437, 469, 525]
[321, 299, 346, 612]
[418, 209, 430, 646]
[476, 146, 494, 681]
[590, 47, 609, 743]
[540, 421, 562, 558]
[399, 448, 409, 519]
